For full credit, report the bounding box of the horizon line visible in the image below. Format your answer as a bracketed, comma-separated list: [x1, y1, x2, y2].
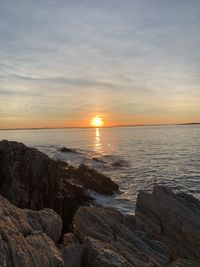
[0, 122, 200, 131]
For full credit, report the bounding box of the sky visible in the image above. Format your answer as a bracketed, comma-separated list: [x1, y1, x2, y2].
[0, 0, 200, 128]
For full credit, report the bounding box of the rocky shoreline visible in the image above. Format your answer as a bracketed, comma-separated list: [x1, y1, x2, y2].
[0, 140, 199, 266]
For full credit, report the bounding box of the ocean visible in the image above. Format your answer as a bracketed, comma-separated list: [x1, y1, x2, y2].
[0, 125, 199, 214]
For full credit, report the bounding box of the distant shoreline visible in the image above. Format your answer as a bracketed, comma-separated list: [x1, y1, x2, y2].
[0, 122, 199, 131]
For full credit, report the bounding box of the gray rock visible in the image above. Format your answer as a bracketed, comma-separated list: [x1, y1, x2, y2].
[61, 233, 83, 267]
[83, 237, 132, 267]
[0, 140, 118, 231]
[0, 140, 90, 231]
[135, 186, 200, 259]
[168, 258, 200, 267]
[0, 195, 64, 267]
[74, 206, 170, 267]
[24, 208, 62, 242]
[73, 187, 200, 266]
[66, 164, 119, 195]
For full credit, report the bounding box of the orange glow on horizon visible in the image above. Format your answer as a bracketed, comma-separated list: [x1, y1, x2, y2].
[0, 113, 200, 130]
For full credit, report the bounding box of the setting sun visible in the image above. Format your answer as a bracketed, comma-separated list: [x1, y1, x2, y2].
[91, 116, 104, 127]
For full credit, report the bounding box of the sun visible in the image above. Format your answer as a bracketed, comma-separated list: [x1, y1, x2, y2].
[91, 116, 104, 127]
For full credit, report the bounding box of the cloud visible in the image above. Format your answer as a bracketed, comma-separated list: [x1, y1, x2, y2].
[6, 73, 116, 89]
[0, 0, 200, 127]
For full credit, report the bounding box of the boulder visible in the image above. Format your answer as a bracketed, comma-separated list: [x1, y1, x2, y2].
[24, 208, 62, 242]
[0, 140, 118, 230]
[83, 237, 132, 267]
[61, 233, 83, 267]
[0, 140, 61, 209]
[73, 187, 200, 266]
[66, 164, 119, 195]
[0, 195, 63, 267]
[73, 206, 170, 267]
[135, 186, 200, 259]
[168, 258, 200, 267]
[0, 140, 90, 230]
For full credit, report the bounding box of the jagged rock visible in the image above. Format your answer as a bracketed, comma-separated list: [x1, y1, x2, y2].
[0, 140, 60, 209]
[66, 164, 119, 195]
[135, 186, 200, 259]
[73, 187, 200, 266]
[83, 236, 132, 267]
[73, 206, 170, 267]
[0, 140, 90, 230]
[0, 140, 118, 230]
[168, 258, 200, 267]
[0, 195, 63, 267]
[24, 208, 62, 242]
[54, 179, 91, 233]
[61, 233, 83, 267]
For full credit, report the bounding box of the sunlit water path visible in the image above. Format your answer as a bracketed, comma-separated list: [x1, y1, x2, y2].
[0, 125, 200, 214]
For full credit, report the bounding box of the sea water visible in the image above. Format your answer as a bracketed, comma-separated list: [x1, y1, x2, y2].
[0, 125, 199, 214]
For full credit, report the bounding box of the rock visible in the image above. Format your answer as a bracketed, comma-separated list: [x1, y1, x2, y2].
[1, 140, 199, 266]
[73, 206, 170, 267]
[61, 233, 83, 267]
[0, 140, 118, 217]
[0, 140, 90, 231]
[168, 258, 200, 267]
[92, 157, 106, 163]
[66, 164, 119, 195]
[59, 147, 77, 153]
[73, 187, 200, 266]
[135, 186, 200, 259]
[112, 160, 124, 167]
[24, 208, 62, 242]
[0, 140, 118, 229]
[54, 179, 91, 233]
[0, 195, 64, 267]
[0, 140, 60, 209]
[83, 237, 132, 267]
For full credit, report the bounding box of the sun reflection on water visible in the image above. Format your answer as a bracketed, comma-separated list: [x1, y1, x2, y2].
[95, 128, 101, 151]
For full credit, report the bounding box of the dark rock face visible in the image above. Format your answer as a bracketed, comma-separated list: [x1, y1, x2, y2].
[0, 195, 64, 267]
[83, 237, 133, 267]
[25, 208, 62, 242]
[0, 140, 118, 231]
[0, 140, 60, 209]
[73, 206, 170, 267]
[135, 186, 200, 259]
[61, 233, 83, 267]
[70, 187, 200, 267]
[1, 184, 199, 267]
[66, 164, 119, 195]
[0, 140, 90, 230]
[168, 258, 200, 267]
